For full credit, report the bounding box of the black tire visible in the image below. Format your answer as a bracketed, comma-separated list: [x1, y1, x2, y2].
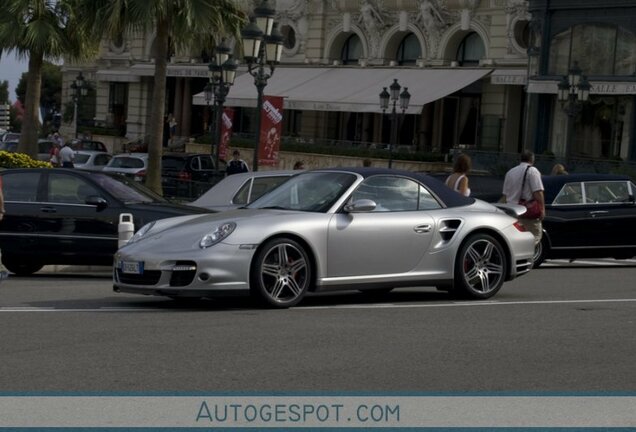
[454, 233, 507, 299]
[533, 236, 548, 268]
[251, 237, 312, 308]
[2, 256, 44, 276]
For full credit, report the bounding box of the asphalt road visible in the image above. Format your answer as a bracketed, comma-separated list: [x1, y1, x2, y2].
[1, 261, 635, 393]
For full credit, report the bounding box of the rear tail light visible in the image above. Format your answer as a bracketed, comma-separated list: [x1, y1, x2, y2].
[134, 170, 146, 182]
[178, 171, 192, 181]
[513, 221, 526, 232]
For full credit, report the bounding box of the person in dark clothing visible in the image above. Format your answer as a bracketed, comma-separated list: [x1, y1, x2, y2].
[226, 150, 249, 175]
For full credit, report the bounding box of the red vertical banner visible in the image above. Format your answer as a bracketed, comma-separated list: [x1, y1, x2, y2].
[258, 95, 284, 166]
[219, 107, 234, 162]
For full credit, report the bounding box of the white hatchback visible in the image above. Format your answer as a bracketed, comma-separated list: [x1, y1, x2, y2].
[102, 153, 148, 181]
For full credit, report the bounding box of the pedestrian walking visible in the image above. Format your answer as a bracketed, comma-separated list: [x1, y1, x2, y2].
[445, 153, 471, 196]
[551, 163, 568, 175]
[59, 142, 75, 168]
[501, 150, 545, 245]
[0, 176, 9, 281]
[293, 160, 305, 170]
[226, 150, 249, 176]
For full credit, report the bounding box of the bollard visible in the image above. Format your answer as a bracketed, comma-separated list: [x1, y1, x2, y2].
[118, 213, 134, 248]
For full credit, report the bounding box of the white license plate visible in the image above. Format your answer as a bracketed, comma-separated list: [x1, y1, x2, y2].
[121, 261, 143, 274]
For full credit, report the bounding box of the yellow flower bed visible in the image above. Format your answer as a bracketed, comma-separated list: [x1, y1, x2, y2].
[0, 150, 52, 169]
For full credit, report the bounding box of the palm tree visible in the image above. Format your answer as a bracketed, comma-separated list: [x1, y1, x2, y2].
[83, 0, 245, 194]
[0, 0, 98, 158]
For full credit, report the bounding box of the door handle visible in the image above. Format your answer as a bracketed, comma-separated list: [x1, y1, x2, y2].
[40, 206, 57, 213]
[414, 224, 432, 233]
[589, 210, 608, 217]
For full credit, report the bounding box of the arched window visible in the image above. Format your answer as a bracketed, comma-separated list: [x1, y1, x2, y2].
[397, 33, 421, 65]
[549, 24, 636, 76]
[341, 34, 363, 65]
[456, 32, 485, 66]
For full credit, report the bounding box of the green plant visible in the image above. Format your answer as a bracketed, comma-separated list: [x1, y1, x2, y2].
[0, 151, 52, 168]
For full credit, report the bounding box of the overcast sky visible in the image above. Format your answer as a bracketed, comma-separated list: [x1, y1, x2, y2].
[0, 53, 29, 102]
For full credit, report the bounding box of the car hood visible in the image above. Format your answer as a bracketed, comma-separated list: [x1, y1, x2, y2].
[121, 208, 327, 252]
[125, 201, 212, 216]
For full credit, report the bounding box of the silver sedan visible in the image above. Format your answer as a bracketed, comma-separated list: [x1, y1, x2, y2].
[114, 168, 535, 308]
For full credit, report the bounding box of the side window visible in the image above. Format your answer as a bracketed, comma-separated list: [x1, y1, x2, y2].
[190, 158, 200, 171]
[48, 173, 98, 204]
[1, 172, 41, 202]
[584, 181, 630, 203]
[95, 154, 112, 166]
[250, 176, 290, 202]
[352, 176, 420, 212]
[418, 186, 442, 210]
[553, 182, 583, 205]
[232, 179, 253, 205]
[199, 156, 214, 170]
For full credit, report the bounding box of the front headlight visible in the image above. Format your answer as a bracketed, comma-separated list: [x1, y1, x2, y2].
[200, 222, 236, 248]
[127, 221, 156, 244]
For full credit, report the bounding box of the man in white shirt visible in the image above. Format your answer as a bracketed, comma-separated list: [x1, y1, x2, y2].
[501, 150, 545, 244]
[58, 142, 75, 168]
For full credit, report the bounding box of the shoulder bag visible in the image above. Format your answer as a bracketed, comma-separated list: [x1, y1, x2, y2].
[518, 166, 542, 219]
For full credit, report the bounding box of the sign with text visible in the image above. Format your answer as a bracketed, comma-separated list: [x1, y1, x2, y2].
[258, 95, 284, 167]
[219, 108, 234, 162]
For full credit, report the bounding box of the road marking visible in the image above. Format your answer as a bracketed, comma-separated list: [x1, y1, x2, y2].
[1, 298, 636, 312]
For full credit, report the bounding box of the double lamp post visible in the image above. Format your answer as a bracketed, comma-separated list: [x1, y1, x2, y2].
[557, 61, 591, 160]
[204, 0, 283, 172]
[70, 71, 88, 138]
[379, 79, 410, 168]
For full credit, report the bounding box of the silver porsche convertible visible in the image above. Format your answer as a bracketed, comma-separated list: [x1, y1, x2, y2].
[114, 168, 535, 307]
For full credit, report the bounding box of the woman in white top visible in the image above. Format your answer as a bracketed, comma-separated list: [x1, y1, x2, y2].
[445, 153, 471, 197]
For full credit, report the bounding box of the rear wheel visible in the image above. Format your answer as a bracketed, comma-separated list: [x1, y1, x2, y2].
[533, 236, 548, 268]
[251, 238, 312, 308]
[2, 256, 44, 276]
[454, 233, 507, 299]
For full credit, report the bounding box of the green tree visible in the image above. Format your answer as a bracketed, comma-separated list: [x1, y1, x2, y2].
[82, 0, 245, 194]
[0, 0, 98, 158]
[16, 61, 62, 125]
[0, 80, 9, 104]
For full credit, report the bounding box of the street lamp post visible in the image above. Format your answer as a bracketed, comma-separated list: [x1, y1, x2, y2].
[70, 72, 87, 138]
[379, 79, 410, 169]
[207, 38, 238, 171]
[241, 0, 283, 171]
[557, 62, 591, 160]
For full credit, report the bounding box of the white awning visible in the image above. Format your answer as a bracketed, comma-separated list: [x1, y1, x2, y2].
[527, 79, 636, 95]
[193, 67, 492, 114]
[490, 68, 527, 86]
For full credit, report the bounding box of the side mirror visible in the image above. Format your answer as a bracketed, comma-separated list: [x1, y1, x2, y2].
[85, 195, 108, 210]
[344, 199, 377, 213]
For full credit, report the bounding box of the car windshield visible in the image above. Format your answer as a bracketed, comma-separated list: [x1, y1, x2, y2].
[248, 172, 357, 212]
[91, 174, 165, 203]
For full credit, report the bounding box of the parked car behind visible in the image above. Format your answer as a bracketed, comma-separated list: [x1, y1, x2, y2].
[0, 168, 212, 275]
[427, 172, 504, 203]
[534, 173, 636, 267]
[70, 139, 108, 153]
[161, 153, 224, 199]
[0, 140, 18, 153]
[73, 150, 112, 172]
[190, 170, 296, 211]
[102, 153, 148, 181]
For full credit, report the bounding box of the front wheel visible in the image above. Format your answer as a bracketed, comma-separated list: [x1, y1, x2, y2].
[251, 238, 312, 308]
[2, 256, 44, 276]
[454, 233, 507, 299]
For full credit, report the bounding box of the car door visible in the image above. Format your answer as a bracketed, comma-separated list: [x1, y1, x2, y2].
[0, 171, 47, 258]
[547, 180, 636, 249]
[327, 175, 436, 279]
[42, 171, 119, 260]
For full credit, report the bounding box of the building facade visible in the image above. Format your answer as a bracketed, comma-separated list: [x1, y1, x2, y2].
[62, 0, 636, 168]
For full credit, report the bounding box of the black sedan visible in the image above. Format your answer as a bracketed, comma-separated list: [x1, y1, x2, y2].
[534, 173, 636, 267]
[0, 168, 211, 275]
